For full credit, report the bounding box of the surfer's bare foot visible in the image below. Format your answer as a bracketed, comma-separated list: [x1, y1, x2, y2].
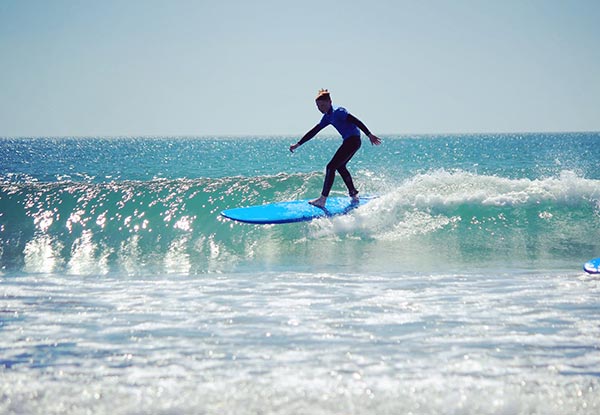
[351, 194, 359, 203]
[309, 195, 327, 208]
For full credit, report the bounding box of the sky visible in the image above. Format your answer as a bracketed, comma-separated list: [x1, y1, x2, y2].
[1, 0, 599, 137]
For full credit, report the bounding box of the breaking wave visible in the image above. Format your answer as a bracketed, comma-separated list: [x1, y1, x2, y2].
[1, 170, 599, 275]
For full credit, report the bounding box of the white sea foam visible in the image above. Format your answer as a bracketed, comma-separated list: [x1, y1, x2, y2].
[23, 235, 64, 273]
[67, 230, 111, 275]
[384, 169, 600, 208]
[310, 169, 600, 242]
[1, 270, 599, 414]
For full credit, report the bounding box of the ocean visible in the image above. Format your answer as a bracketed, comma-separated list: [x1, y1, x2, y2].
[1, 133, 599, 414]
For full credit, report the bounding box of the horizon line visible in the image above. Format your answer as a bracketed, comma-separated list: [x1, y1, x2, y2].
[1, 130, 599, 140]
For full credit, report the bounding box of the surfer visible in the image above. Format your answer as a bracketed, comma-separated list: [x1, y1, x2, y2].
[290, 89, 381, 208]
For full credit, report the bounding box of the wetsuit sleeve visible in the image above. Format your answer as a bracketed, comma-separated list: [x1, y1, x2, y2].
[347, 114, 372, 136]
[297, 124, 325, 146]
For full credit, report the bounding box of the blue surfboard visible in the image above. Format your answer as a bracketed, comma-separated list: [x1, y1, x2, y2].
[221, 196, 376, 224]
[583, 257, 600, 274]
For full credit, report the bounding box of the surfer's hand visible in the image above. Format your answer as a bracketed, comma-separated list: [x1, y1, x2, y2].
[289, 143, 300, 153]
[368, 133, 381, 146]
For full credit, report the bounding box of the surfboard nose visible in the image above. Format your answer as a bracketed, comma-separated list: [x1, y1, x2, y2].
[583, 257, 600, 274]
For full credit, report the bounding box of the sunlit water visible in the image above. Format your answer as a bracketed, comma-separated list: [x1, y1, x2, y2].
[1, 134, 600, 414]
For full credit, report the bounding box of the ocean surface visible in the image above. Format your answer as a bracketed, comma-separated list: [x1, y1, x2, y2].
[1, 133, 600, 414]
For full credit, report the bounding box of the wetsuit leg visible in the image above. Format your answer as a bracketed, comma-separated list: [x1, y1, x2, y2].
[338, 165, 358, 197]
[321, 136, 361, 197]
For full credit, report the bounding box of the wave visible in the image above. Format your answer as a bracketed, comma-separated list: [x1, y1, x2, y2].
[316, 169, 600, 234]
[1, 170, 599, 275]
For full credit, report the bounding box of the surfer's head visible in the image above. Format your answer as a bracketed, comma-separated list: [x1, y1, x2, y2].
[316, 89, 331, 101]
[315, 89, 332, 114]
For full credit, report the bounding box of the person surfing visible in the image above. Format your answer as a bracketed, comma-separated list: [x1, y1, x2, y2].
[290, 89, 381, 208]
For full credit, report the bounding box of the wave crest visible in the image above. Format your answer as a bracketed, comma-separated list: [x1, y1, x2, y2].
[2, 170, 599, 275]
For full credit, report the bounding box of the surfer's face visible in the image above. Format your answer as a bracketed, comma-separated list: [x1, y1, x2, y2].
[316, 98, 332, 114]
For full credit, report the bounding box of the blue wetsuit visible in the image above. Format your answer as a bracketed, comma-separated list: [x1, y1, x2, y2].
[297, 106, 372, 197]
[318, 106, 360, 139]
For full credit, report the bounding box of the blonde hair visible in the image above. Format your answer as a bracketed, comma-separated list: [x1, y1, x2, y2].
[315, 88, 331, 101]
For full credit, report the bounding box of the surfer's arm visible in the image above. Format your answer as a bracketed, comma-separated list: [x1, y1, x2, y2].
[290, 124, 323, 152]
[347, 114, 382, 146]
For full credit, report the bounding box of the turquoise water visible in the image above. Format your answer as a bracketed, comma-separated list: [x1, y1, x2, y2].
[1, 134, 600, 414]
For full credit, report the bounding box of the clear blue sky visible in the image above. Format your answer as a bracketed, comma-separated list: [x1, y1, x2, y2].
[1, 0, 599, 136]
